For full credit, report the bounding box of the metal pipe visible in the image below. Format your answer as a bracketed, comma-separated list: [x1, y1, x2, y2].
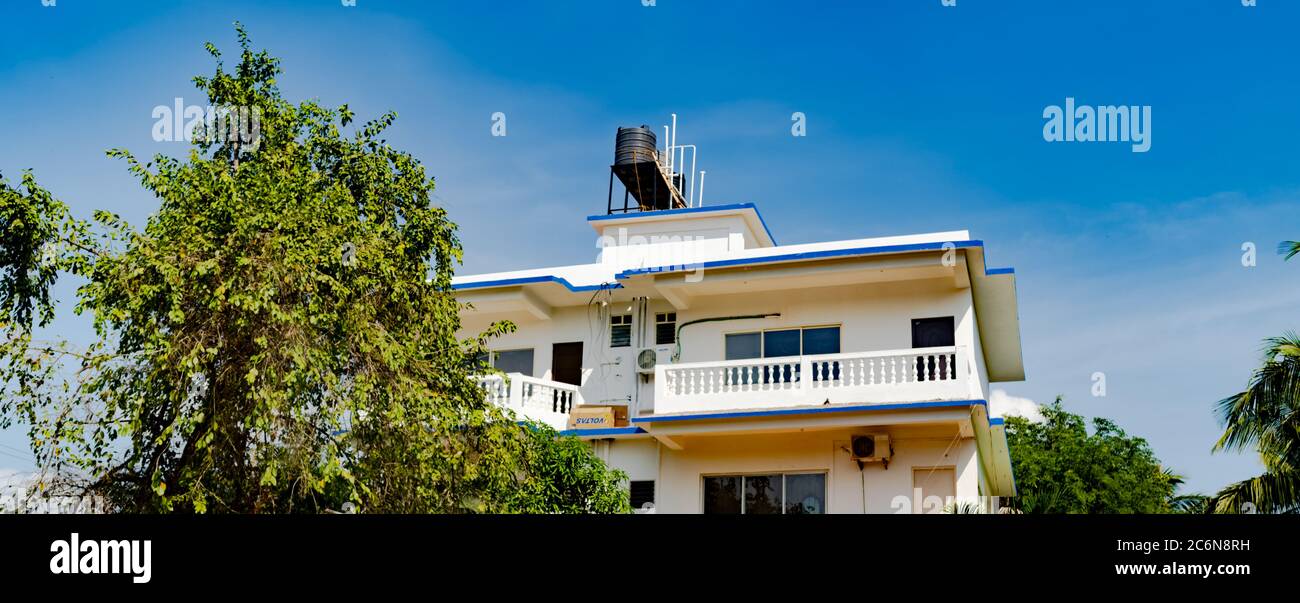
[689, 146, 697, 207]
[698, 171, 707, 207]
[670, 113, 678, 174]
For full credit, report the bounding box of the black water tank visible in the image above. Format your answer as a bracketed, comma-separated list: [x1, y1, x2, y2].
[615, 126, 658, 165]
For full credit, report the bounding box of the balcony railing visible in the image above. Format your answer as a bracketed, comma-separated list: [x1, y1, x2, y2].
[654, 346, 972, 415]
[478, 373, 582, 430]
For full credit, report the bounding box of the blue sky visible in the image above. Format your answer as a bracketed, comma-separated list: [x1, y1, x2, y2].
[2, 0, 1299, 495]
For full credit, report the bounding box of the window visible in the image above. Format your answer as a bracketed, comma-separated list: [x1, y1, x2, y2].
[763, 329, 801, 358]
[725, 326, 842, 382]
[655, 312, 677, 345]
[491, 349, 534, 377]
[630, 480, 656, 511]
[610, 314, 632, 348]
[702, 473, 826, 514]
[725, 332, 761, 360]
[725, 326, 841, 358]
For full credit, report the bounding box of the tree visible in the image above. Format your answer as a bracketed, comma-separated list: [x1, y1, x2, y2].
[1203, 240, 1300, 514]
[1207, 331, 1300, 514]
[0, 24, 628, 514]
[1003, 398, 1182, 513]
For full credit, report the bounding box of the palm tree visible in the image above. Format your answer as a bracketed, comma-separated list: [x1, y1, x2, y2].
[1205, 242, 1300, 513]
[1209, 331, 1300, 513]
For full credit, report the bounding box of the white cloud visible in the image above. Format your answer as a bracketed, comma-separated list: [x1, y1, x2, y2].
[990, 389, 1043, 423]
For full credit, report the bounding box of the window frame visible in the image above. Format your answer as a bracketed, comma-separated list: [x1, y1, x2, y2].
[609, 314, 633, 348]
[655, 312, 677, 345]
[722, 324, 843, 359]
[489, 347, 535, 377]
[700, 470, 828, 514]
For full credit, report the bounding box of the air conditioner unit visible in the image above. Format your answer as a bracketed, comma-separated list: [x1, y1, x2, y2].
[636, 346, 673, 375]
[850, 435, 892, 463]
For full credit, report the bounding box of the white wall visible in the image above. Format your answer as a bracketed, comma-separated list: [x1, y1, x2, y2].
[604, 430, 981, 514]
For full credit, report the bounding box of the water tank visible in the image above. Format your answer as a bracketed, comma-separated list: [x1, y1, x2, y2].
[615, 126, 658, 165]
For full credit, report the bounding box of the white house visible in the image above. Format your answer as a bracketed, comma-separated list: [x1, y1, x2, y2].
[454, 125, 1021, 514]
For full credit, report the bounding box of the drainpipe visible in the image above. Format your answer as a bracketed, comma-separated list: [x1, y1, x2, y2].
[671, 313, 781, 362]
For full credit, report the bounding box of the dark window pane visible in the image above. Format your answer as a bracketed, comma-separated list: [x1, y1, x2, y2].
[493, 349, 534, 376]
[763, 330, 801, 383]
[802, 327, 840, 355]
[763, 330, 801, 358]
[703, 476, 742, 514]
[611, 325, 631, 347]
[630, 480, 655, 511]
[743, 475, 783, 514]
[803, 327, 841, 382]
[784, 474, 826, 514]
[911, 317, 955, 348]
[725, 333, 761, 360]
[656, 321, 676, 345]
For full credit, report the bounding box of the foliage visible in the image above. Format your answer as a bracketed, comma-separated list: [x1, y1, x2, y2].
[1208, 333, 1300, 514]
[1003, 398, 1181, 513]
[0, 24, 628, 514]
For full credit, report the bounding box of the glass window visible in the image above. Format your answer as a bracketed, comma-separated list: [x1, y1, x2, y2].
[743, 474, 783, 514]
[703, 476, 742, 514]
[784, 474, 827, 514]
[655, 312, 676, 345]
[725, 332, 761, 360]
[803, 327, 841, 382]
[703, 473, 827, 514]
[492, 349, 534, 376]
[630, 480, 656, 511]
[762, 329, 801, 358]
[610, 315, 631, 348]
[801, 327, 841, 355]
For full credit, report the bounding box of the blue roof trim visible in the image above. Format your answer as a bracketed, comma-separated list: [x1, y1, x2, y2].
[557, 426, 647, 437]
[631, 399, 988, 423]
[452, 275, 622, 292]
[587, 203, 778, 246]
[454, 238, 1014, 293]
[616, 240, 987, 279]
[989, 417, 1005, 426]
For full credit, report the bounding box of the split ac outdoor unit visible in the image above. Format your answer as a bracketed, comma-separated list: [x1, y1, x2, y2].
[636, 347, 672, 374]
[850, 435, 892, 463]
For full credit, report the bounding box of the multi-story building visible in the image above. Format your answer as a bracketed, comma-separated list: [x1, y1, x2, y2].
[454, 124, 1021, 514]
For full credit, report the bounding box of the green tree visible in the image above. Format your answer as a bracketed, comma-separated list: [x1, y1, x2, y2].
[1003, 398, 1181, 513]
[0, 24, 628, 514]
[1208, 330, 1300, 514]
[1203, 240, 1300, 514]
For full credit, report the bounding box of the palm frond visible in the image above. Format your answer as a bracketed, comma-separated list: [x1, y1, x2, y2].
[1278, 241, 1300, 261]
[1214, 333, 1300, 454]
[1209, 471, 1300, 514]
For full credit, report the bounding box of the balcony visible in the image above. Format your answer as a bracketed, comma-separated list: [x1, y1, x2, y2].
[653, 346, 973, 416]
[478, 373, 583, 430]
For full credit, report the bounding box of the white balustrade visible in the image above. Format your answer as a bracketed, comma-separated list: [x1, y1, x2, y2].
[656, 346, 971, 415]
[476, 373, 583, 430]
